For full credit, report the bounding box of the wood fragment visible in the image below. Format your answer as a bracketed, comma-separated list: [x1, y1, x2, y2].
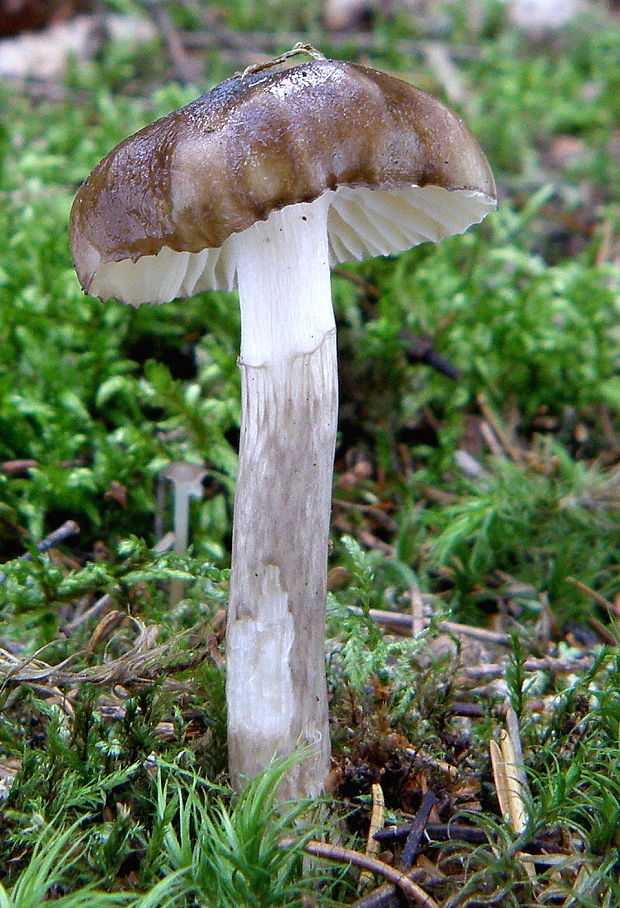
[400, 331, 461, 379]
[566, 576, 617, 613]
[587, 616, 617, 645]
[0, 519, 81, 583]
[282, 838, 440, 908]
[491, 715, 534, 878]
[349, 870, 429, 908]
[462, 654, 594, 679]
[504, 705, 529, 800]
[144, 0, 200, 83]
[421, 41, 466, 105]
[85, 610, 126, 659]
[0, 458, 39, 474]
[348, 605, 513, 644]
[181, 29, 482, 61]
[477, 395, 523, 462]
[374, 822, 488, 846]
[489, 737, 512, 822]
[401, 791, 438, 869]
[27, 519, 80, 558]
[360, 783, 385, 888]
[332, 499, 399, 534]
[62, 533, 175, 633]
[498, 728, 527, 834]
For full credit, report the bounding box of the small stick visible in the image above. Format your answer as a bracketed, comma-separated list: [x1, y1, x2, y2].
[39, 520, 80, 551]
[374, 822, 488, 846]
[0, 459, 83, 475]
[489, 737, 511, 822]
[144, 0, 200, 82]
[348, 606, 513, 645]
[85, 610, 126, 659]
[449, 702, 484, 718]
[0, 459, 39, 474]
[499, 728, 528, 834]
[401, 791, 438, 869]
[587, 616, 617, 645]
[491, 715, 534, 881]
[360, 784, 385, 888]
[182, 30, 483, 61]
[281, 839, 439, 908]
[332, 499, 398, 534]
[352, 793, 438, 908]
[462, 654, 595, 679]
[2, 520, 81, 580]
[349, 875, 427, 908]
[63, 592, 112, 633]
[566, 576, 617, 613]
[62, 532, 175, 632]
[400, 331, 461, 379]
[239, 42, 324, 78]
[504, 705, 529, 801]
[332, 266, 381, 299]
[422, 41, 467, 106]
[477, 395, 523, 462]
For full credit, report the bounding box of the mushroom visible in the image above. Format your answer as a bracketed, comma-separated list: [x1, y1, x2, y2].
[70, 46, 496, 799]
[159, 461, 207, 606]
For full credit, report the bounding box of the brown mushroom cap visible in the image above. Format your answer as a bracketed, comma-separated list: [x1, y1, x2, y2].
[70, 58, 496, 304]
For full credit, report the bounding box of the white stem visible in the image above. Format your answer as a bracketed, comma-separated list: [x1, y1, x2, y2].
[226, 197, 337, 798]
[173, 491, 189, 556]
[169, 490, 189, 608]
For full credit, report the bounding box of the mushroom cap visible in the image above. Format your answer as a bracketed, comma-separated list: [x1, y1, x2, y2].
[70, 58, 496, 304]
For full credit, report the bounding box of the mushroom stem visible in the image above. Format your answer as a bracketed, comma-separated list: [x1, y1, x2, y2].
[226, 197, 337, 798]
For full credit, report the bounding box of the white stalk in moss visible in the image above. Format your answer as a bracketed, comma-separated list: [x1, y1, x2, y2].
[226, 196, 337, 798]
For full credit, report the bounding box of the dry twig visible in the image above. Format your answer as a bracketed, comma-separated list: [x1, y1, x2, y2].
[360, 783, 385, 889]
[280, 838, 440, 908]
[462, 654, 595, 680]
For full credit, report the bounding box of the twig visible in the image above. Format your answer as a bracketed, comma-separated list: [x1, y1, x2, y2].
[490, 713, 534, 882]
[401, 791, 438, 869]
[421, 41, 466, 106]
[332, 499, 399, 534]
[332, 266, 381, 299]
[1, 520, 81, 581]
[62, 532, 175, 633]
[181, 29, 482, 61]
[0, 459, 39, 474]
[461, 654, 595, 680]
[28, 520, 80, 557]
[361, 784, 385, 888]
[144, 0, 200, 82]
[504, 704, 529, 802]
[477, 395, 523, 462]
[348, 605, 513, 645]
[490, 730, 527, 834]
[596, 402, 617, 449]
[350, 793, 439, 908]
[400, 331, 461, 379]
[0, 618, 202, 686]
[63, 592, 112, 633]
[374, 822, 488, 846]
[587, 616, 617, 646]
[286, 839, 440, 908]
[565, 576, 617, 614]
[350, 874, 428, 908]
[594, 217, 615, 266]
[85, 610, 126, 660]
[449, 702, 484, 718]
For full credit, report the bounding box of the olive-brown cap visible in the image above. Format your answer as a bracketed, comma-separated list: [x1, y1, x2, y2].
[70, 57, 496, 305]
